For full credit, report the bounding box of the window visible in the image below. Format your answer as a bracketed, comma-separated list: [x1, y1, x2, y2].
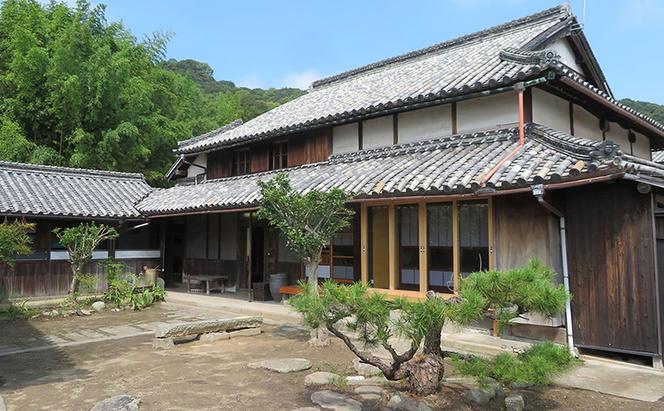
[270, 141, 288, 170]
[397, 205, 419, 290]
[427, 203, 454, 292]
[458, 201, 489, 277]
[231, 149, 250, 176]
[332, 223, 355, 280]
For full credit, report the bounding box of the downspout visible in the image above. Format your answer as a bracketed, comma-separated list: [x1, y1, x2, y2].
[480, 82, 527, 187]
[531, 183, 578, 357]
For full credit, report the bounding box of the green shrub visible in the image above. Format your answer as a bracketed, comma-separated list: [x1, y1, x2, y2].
[0, 300, 37, 320]
[76, 273, 99, 294]
[103, 260, 165, 310]
[453, 342, 579, 386]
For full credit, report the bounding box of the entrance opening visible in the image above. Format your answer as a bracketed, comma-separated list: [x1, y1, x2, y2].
[251, 227, 265, 284]
[578, 347, 652, 367]
[368, 206, 389, 288]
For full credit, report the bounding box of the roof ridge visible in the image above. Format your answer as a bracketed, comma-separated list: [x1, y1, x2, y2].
[177, 119, 244, 151]
[0, 160, 146, 180]
[311, 5, 570, 89]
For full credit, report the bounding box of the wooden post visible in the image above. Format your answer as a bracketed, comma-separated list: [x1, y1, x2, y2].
[488, 197, 495, 270]
[360, 203, 368, 285]
[388, 204, 397, 291]
[452, 200, 460, 293]
[418, 202, 428, 293]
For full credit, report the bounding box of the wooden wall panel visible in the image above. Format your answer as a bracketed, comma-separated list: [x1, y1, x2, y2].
[494, 194, 562, 276]
[207, 151, 231, 179]
[250, 145, 270, 172]
[566, 181, 659, 354]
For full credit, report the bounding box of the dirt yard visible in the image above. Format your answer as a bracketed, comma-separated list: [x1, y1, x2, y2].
[1, 303, 662, 410]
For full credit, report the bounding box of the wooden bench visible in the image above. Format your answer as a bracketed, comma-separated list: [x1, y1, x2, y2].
[153, 316, 263, 349]
[279, 278, 354, 300]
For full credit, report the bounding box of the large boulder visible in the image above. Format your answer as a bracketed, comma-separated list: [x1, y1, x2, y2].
[386, 393, 432, 411]
[310, 390, 362, 411]
[92, 301, 106, 312]
[505, 394, 525, 411]
[90, 395, 140, 411]
[248, 358, 312, 373]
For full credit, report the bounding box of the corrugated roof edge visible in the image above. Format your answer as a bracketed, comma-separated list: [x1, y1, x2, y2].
[0, 160, 147, 181]
[310, 4, 570, 89]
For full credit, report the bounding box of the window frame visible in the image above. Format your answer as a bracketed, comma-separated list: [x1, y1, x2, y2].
[270, 140, 288, 170]
[231, 148, 251, 176]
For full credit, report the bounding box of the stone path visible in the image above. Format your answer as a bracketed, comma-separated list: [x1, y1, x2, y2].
[0, 302, 238, 357]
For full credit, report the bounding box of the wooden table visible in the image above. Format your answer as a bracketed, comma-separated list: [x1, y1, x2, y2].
[187, 275, 228, 295]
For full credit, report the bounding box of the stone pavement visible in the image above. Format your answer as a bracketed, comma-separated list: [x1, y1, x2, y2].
[0, 301, 239, 357]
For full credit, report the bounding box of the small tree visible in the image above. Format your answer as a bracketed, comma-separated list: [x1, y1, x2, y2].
[257, 173, 354, 287]
[0, 219, 34, 266]
[289, 260, 568, 395]
[53, 222, 118, 295]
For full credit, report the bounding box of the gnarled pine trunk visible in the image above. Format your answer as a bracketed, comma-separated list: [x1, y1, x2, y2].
[395, 323, 445, 395]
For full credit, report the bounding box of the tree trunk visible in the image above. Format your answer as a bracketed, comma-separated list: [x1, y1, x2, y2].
[68, 266, 79, 295]
[401, 354, 445, 396]
[305, 258, 329, 346]
[306, 259, 319, 289]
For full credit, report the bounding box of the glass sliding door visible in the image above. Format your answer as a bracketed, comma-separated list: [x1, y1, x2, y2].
[458, 201, 489, 277]
[397, 204, 419, 290]
[427, 203, 454, 292]
[368, 206, 389, 288]
[332, 224, 355, 280]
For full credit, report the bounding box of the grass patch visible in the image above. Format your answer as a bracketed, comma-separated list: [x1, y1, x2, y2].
[0, 300, 37, 320]
[453, 342, 580, 386]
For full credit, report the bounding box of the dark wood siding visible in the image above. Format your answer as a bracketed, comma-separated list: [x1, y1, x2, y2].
[566, 181, 659, 354]
[251, 145, 270, 173]
[288, 128, 331, 167]
[207, 151, 231, 179]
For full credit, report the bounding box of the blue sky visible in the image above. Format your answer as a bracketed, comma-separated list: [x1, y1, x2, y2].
[93, 0, 663, 103]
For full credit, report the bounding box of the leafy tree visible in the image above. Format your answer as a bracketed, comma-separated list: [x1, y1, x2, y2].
[289, 260, 568, 395]
[0, 220, 34, 265]
[52, 222, 118, 294]
[257, 173, 354, 287]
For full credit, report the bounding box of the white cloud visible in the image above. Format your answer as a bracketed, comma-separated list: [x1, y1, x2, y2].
[280, 69, 323, 90]
[236, 73, 263, 89]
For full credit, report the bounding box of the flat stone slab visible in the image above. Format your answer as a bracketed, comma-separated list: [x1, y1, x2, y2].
[305, 372, 340, 386]
[0, 395, 5, 411]
[155, 316, 262, 338]
[310, 390, 362, 411]
[90, 395, 140, 411]
[386, 393, 432, 411]
[248, 358, 312, 373]
[353, 385, 384, 395]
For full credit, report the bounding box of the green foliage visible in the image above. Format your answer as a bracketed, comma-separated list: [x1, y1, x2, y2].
[0, 299, 36, 320]
[620, 98, 664, 124]
[0, 1, 304, 185]
[0, 219, 34, 266]
[75, 273, 98, 294]
[104, 260, 165, 310]
[453, 342, 579, 386]
[257, 173, 354, 281]
[459, 259, 569, 330]
[52, 222, 118, 293]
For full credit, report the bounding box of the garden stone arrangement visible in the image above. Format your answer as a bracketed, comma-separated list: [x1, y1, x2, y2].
[248, 358, 312, 373]
[152, 316, 263, 349]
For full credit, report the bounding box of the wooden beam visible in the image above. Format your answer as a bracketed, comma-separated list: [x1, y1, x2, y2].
[360, 203, 368, 285]
[488, 197, 495, 270]
[393, 114, 399, 145]
[388, 204, 397, 291]
[569, 102, 575, 136]
[418, 202, 428, 293]
[452, 200, 460, 293]
[358, 121, 363, 150]
[451, 102, 458, 134]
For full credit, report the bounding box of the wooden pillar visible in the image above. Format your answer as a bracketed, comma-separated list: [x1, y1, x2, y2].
[360, 204, 368, 285]
[418, 202, 428, 293]
[488, 197, 495, 270]
[452, 200, 460, 293]
[388, 204, 397, 290]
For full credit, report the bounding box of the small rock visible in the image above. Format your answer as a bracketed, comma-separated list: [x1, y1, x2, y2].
[386, 393, 432, 411]
[90, 394, 140, 411]
[465, 388, 493, 405]
[310, 390, 362, 411]
[509, 381, 534, 389]
[248, 358, 312, 373]
[505, 394, 525, 411]
[92, 301, 106, 312]
[77, 309, 92, 316]
[112, 308, 121, 312]
[291, 408, 320, 411]
[353, 385, 384, 395]
[305, 372, 340, 386]
[352, 357, 382, 376]
[0, 394, 6, 411]
[358, 393, 382, 401]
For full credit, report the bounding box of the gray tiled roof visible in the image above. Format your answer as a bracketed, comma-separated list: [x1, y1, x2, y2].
[138, 123, 656, 216]
[653, 151, 664, 164]
[0, 162, 152, 219]
[175, 6, 570, 154]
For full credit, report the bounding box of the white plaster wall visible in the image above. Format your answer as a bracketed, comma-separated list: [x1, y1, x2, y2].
[605, 122, 630, 152]
[573, 105, 603, 141]
[362, 116, 393, 149]
[550, 38, 584, 74]
[186, 153, 207, 178]
[532, 88, 570, 134]
[332, 123, 359, 154]
[398, 105, 452, 143]
[633, 131, 651, 160]
[457, 91, 518, 133]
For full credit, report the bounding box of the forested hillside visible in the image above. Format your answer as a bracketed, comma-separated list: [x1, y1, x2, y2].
[620, 99, 664, 125]
[0, 0, 304, 185]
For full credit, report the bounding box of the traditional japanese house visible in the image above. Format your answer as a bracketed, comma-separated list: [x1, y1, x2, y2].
[134, 5, 664, 364]
[0, 162, 160, 298]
